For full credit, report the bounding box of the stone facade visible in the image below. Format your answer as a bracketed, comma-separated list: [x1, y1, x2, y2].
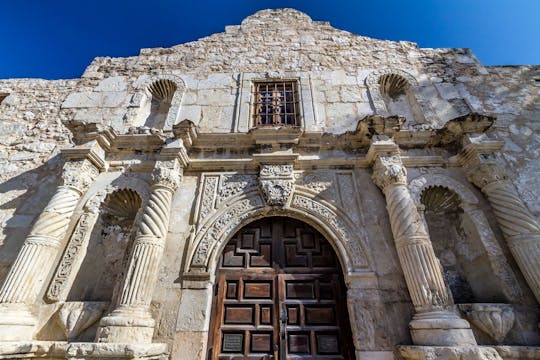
[0, 8, 539, 360]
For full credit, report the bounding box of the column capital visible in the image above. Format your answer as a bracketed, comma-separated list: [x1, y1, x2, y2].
[61, 159, 100, 193]
[151, 159, 183, 191]
[459, 135, 508, 189]
[367, 136, 407, 190]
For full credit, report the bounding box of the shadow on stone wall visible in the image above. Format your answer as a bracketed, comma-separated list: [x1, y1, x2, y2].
[0, 155, 64, 284]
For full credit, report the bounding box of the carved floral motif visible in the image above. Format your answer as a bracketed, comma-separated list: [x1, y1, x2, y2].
[371, 155, 407, 190]
[62, 160, 99, 192]
[151, 160, 182, 191]
[463, 152, 508, 188]
[218, 175, 258, 204]
[300, 172, 335, 198]
[46, 210, 100, 303]
[259, 164, 295, 207]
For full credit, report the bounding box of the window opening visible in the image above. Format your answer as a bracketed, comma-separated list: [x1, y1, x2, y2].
[253, 81, 299, 126]
[0, 93, 9, 105]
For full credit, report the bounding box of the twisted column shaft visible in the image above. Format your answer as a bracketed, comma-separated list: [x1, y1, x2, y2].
[464, 151, 540, 304]
[368, 138, 475, 346]
[98, 160, 181, 344]
[0, 160, 98, 305]
[117, 185, 174, 307]
[372, 155, 450, 313]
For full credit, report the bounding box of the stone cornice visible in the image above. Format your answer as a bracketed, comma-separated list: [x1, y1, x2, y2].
[60, 141, 107, 171]
[62, 113, 494, 172]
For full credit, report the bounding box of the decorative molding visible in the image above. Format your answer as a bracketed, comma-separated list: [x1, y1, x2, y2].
[191, 194, 265, 268]
[187, 190, 372, 275]
[291, 193, 369, 269]
[45, 203, 101, 303]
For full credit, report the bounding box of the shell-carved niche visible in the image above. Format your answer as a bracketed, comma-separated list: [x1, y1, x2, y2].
[66, 189, 142, 302]
[143, 79, 177, 129]
[366, 69, 427, 125]
[421, 185, 510, 304]
[421, 186, 475, 303]
[129, 74, 186, 131]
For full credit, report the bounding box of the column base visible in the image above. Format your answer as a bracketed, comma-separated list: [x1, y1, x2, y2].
[0, 304, 37, 341]
[96, 307, 155, 344]
[409, 310, 477, 346]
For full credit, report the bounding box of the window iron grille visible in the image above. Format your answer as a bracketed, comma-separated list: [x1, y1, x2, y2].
[253, 81, 299, 126]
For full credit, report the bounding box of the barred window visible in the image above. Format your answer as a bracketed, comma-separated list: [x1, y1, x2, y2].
[253, 81, 299, 126]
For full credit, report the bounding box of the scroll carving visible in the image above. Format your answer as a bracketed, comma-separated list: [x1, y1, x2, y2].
[198, 176, 219, 224]
[218, 174, 258, 204]
[45, 198, 102, 303]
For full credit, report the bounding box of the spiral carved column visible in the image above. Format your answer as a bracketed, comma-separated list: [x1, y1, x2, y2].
[0, 159, 98, 341]
[462, 145, 540, 305]
[97, 160, 181, 344]
[368, 139, 475, 346]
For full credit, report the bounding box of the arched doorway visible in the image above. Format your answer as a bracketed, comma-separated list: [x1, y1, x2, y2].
[208, 217, 355, 359]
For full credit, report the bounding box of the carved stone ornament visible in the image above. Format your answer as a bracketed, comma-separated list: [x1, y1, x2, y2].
[151, 160, 182, 191]
[56, 301, 109, 340]
[62, 160, 99, 192]
[371, 155, 407, 190]
[259, 164, 295, 207]
[459, 303, 515, 343]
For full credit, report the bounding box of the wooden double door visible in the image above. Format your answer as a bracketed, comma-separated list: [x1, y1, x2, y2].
[209, 217, 354, 360]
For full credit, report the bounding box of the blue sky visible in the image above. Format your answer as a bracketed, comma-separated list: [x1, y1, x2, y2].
[1, 0, 539, 79]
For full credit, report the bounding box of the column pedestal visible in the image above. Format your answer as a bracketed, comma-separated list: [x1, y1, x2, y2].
[0, 304, 36, 341]
[410, 311, 476, 346]
[97, 307, 156, 344]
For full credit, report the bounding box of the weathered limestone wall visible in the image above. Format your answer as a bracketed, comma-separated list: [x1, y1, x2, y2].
[0, 79, 77, 279]
[464, 66, 539, 219]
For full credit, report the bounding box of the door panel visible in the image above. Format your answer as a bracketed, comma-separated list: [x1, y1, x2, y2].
[210, 217, 354, 360]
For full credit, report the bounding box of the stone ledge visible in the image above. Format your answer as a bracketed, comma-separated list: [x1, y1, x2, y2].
[0, 341, 168, 360]
[493, 346, 540, 360]
[398, 345, 503, 360]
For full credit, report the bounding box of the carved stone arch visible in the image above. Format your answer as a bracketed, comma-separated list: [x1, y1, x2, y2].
[408, 173, 479, 209]
[129, 74, 187, 130]
[186, 190, 373, 282]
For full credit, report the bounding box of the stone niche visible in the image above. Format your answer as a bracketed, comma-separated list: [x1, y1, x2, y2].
[421, 186, 504, 303]
[67, 189, 141, 302]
